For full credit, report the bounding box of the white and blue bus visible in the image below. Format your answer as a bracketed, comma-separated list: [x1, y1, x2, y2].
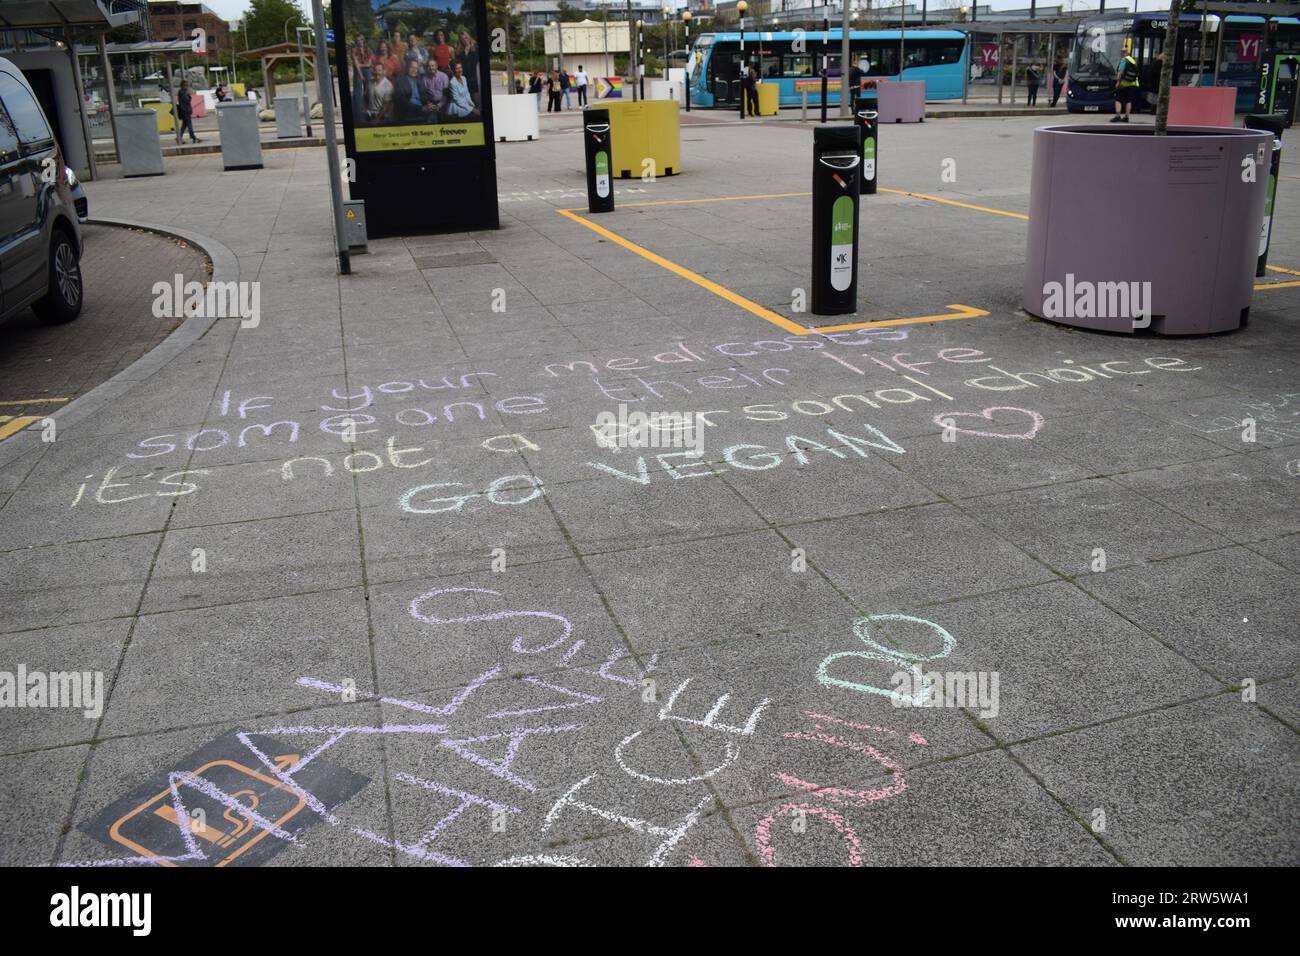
[688, 29, 968, 108]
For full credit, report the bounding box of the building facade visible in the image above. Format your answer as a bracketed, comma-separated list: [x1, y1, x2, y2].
[146, 1, 231, 57]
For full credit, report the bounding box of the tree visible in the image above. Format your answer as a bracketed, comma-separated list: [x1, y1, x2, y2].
[1154, 0, 1181, 135]
[556, 1, 587, 23]
[243, 0, 307, 49]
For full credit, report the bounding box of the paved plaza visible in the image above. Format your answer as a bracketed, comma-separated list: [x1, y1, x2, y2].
[0, 110, 1296, 868]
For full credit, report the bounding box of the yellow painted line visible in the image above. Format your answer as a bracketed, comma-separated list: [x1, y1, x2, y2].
[812, 304, 991, 333]
[617, 192, 812, 209]
[1265, 264, 1300, 277]
[879, 187, 1030, 220]
[1254, 279, 1300, 290]
[0, 416, 41, 441]
[558, 206, 808, 335]
[559, 205, 988, 335]
[0, 397, 69, 406]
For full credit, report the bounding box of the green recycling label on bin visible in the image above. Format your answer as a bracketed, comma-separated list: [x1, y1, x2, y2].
[595, 151, 610, 199]
[863, 137, 876, 180]
[1260, 171, 1277, 256]
[830, 194, 855, 292]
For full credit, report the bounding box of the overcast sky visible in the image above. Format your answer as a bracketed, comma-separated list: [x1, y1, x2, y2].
[198, 1, 1185, 24]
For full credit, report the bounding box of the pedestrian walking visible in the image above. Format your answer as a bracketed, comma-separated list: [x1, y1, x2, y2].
[176, 79, 199, 143]
[529, 70, 543, 112]
[1050, 58, 1066, 107]
[1026, 62, 1040, 107]
[742, 64, 758, 118]
[1110, 50, 1139, 122]
[547, 70, 563, 112]
[575, 64, 589, 106]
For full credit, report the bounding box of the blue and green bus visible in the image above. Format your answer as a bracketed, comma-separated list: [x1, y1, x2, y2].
[687, 29, 968, 109]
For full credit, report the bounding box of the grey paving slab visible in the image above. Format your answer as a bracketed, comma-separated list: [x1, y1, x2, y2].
[100, 588, 373, 737]
[1045, 407, 1236, 474]
[1077, 547, 1300, 682]
[731, 749, 1116, 867]
[958, 476, 1232, 576]
[1111, 453, 1300, 544]
[584, 530, 859, 652]
[0, 534, 159, 633]
[0, 745, 88, 866]
[1011, 696, 1300, 866]
[790, 502, 1058, 611]
[140, 510, 362, 614]
[0, 619, 128, 751]
[906, 581, 1223, 741]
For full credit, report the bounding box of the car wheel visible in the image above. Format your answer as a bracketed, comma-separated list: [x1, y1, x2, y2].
[32, 228, 83, 324]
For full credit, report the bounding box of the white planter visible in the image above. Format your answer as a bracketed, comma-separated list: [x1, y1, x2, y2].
[491, 92, 540, 142]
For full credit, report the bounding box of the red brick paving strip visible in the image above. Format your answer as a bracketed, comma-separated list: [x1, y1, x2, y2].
[0, 224, 211, 419]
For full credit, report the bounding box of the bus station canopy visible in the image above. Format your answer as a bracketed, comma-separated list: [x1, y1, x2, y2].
[0, 0, 139, 31]
[939, 18, 1085, 36]
[1192, 2, 1300, 15]
[101, 39, 197, 56]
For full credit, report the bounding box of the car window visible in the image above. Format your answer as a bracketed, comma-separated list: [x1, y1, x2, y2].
[0, 102, 19, 161]
[0, 71, 53, 147]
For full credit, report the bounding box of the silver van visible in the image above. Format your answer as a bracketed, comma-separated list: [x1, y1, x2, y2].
[0, 56, 83, 324]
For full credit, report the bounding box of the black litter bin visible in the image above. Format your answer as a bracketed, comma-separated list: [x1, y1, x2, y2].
[1245, 111, 1286, 276]
[854, 96, 878, 195]
[811, 125, 862, 316]
[583, 108, 614, 214]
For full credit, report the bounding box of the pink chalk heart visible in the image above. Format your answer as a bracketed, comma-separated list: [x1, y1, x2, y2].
[934, 406, 1044, 440]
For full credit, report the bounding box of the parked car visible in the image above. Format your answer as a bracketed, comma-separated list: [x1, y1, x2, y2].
[0, 56, 83, 324]
[65, 165, 87, 221]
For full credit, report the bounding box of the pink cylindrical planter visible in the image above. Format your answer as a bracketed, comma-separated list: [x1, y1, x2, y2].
[877, 81, 925, 123]
[1024, 125, 1270, 335]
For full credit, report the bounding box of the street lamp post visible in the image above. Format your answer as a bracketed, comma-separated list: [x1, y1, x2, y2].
[737, 0, 748, 117]
[296, 25, 312, 136]
[840, 0, 851, 117]
[663, 6, 671, 78]
[636, 20, 645, 99]
[682, 10, 692, 111]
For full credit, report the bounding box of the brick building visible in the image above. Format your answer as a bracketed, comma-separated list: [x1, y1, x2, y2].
[146, 1, 231, 57]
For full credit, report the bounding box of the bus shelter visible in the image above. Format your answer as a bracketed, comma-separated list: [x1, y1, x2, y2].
[943, 17, 1083, 105]
[0, 0, 145, 179]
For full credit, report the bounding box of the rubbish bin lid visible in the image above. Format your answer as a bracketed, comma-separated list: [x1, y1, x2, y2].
[818, 152, 861, 170]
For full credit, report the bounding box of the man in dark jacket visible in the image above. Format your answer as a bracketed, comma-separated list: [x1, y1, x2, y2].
[393, 58, 434, 122]
[176, 79, 199, 142]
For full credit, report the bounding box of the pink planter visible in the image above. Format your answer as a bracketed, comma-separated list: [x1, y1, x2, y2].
[877, 81, 925, 123]
[1167, 87, 1235, 128]
[1024, 125, 1270, 335]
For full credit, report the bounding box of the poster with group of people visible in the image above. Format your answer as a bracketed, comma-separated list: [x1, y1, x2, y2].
[341, 0, 485, 151]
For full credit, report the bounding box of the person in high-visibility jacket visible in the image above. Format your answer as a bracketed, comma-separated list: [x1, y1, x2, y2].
[1110, 52, 1140, 123]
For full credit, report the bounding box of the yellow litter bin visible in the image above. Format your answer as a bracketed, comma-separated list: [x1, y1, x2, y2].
[142, 100, 174, 133]
[757, 83, 780, 117]
[602, 99, 681, 178]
